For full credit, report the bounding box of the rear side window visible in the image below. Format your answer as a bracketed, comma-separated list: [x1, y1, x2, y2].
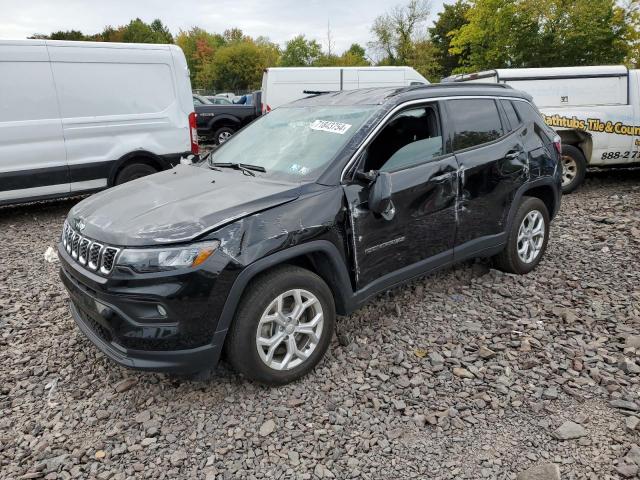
[501, 100, 521, 130]
[447, 99, 503, 150]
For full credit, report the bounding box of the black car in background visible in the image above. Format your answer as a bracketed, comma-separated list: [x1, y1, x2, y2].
[194, 92, 262, 145]
[59, 84, 562, 385]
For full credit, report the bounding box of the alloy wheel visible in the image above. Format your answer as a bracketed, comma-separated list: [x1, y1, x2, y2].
[561, 155, 577, 187]
[517, 210, 545, 264]
[218, 131, 232, 144]
[255, 289, 324, 371]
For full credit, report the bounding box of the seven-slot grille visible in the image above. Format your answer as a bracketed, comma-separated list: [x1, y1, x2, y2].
[62, 221, 120, 275]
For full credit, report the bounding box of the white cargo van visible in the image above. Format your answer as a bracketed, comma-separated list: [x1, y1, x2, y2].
[260, 66, 429, 112]
[0, 39, 197, 206]
[444, 66, 640, 192]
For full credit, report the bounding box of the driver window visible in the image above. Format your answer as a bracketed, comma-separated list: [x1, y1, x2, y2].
[363, 105, 443, 173]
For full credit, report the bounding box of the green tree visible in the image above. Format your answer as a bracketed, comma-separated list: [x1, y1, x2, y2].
[210, 40, 272, 90]
[408, 39, 441, 82]
[369, 0, 431, 65]
[280, 35, 323, 66]
[49, 30, 88, 41]
[623, 0, 640, 67]
[340, 43, 371, 66]
[429, 0, 470, 78]
[176, 27, 225, 87]
[450, 0, 632, 72]
[119, 18, 173, 44]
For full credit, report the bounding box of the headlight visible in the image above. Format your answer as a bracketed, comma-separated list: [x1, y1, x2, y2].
[116, 241, 220, 273]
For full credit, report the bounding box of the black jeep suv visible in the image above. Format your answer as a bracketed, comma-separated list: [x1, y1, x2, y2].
[59, 84, 562, 385]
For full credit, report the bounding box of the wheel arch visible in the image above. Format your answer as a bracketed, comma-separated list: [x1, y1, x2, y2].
[108, 151, 166, 186]
[215, 241, 355, 345]
[208, 114, 241, 132]
[506, 178, 561, 233]
[557, 129, 592, 163]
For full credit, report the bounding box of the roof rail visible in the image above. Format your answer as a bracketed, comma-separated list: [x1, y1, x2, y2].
[412, 82, 512, 90]
[383, 82, 513, 99]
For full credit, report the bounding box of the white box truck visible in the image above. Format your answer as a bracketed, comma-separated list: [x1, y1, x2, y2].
[261, 66, 429, 113]
[0, 39, 197, 206]
[444, 66, 639, 192]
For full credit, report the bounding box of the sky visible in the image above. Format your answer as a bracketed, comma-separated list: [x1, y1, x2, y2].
[0, 0, 453, 54]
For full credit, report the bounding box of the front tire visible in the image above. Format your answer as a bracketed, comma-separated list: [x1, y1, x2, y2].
[493, 196, 550, 275]
[225, 266, 336, 385]
[560, 145, 587, 194]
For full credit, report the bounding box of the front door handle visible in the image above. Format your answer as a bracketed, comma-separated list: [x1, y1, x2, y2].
[432, 171, 456, 182]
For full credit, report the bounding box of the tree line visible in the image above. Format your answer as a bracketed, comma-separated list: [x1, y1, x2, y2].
[31, 0, 640, 91]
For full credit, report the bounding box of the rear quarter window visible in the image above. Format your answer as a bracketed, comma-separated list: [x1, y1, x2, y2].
[501, 100, 521, 130]
[513, 100, 544, 124]
[447, 99, 503, 151]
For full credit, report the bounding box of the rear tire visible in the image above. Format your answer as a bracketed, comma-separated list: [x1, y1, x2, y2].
[214, 127, 235, 145]
[560, 145, 587, 194]
[115, 163, 158, 185]
[493, 196, 550, 275]
[225, 266, 336, 386]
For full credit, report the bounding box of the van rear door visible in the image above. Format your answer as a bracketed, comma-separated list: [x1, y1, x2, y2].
[0, 40, 69, 203]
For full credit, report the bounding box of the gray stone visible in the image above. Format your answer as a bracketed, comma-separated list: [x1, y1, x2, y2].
[517, 463, 560, 480]
[610, 400, 639, 411]
[552, 421, 587, 440]
[615, 462, 638, 478]
[259, 419, 276, 436]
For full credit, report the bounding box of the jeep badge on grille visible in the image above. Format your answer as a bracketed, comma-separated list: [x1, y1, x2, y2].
[74, 218, 86, 232]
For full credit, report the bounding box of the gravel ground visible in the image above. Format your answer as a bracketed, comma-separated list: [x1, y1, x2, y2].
[1, 169, 639, 480]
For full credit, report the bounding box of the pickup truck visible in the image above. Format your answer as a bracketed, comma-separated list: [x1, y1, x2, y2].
[194, 93, 261, 145]
[444, 66, 640, 193]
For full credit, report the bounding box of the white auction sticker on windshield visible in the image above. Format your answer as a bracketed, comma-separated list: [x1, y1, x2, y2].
[310, 120, 352, 134]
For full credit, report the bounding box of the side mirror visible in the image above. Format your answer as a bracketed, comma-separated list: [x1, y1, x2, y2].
[368, 171, 393, 217]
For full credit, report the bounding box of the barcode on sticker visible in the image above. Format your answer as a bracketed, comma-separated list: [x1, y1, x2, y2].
[310, 120, 352, 134]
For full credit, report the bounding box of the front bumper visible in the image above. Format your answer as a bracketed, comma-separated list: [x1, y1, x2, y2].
[69, 300, 222, 373]
[58, 242, 232, 374]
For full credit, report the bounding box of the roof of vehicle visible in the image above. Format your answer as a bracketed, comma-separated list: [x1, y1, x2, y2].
[444, 65, 629, 82]
[264, 66, 422, 72]
[289, 83, 532, 107]
[0, 38, 174, 50]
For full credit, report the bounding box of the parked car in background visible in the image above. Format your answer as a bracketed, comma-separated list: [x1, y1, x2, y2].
[207, 96, 233, 105]
[260, 66, 429, 112]
[195, 91, 261, 144]
[0, 39, 197, 206]
[444, 65, 640, 193]
[59, 83, 561, 385]
[214, 92, 236, 100]
[193, 94, 211, 105]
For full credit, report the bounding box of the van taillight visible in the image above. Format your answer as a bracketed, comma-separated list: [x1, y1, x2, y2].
[553, 135, 562, 154]
[261, 103, 271, 114]
[189, 112, 199, 155]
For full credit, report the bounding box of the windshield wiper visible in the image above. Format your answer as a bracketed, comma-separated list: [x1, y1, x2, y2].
[211, 162, 266, 176]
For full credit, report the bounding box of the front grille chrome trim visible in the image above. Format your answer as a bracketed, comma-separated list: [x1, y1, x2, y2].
[61, 224, 119, 276]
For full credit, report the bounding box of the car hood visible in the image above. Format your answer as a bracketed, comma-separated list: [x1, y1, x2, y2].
[69, 165, 301, 246]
